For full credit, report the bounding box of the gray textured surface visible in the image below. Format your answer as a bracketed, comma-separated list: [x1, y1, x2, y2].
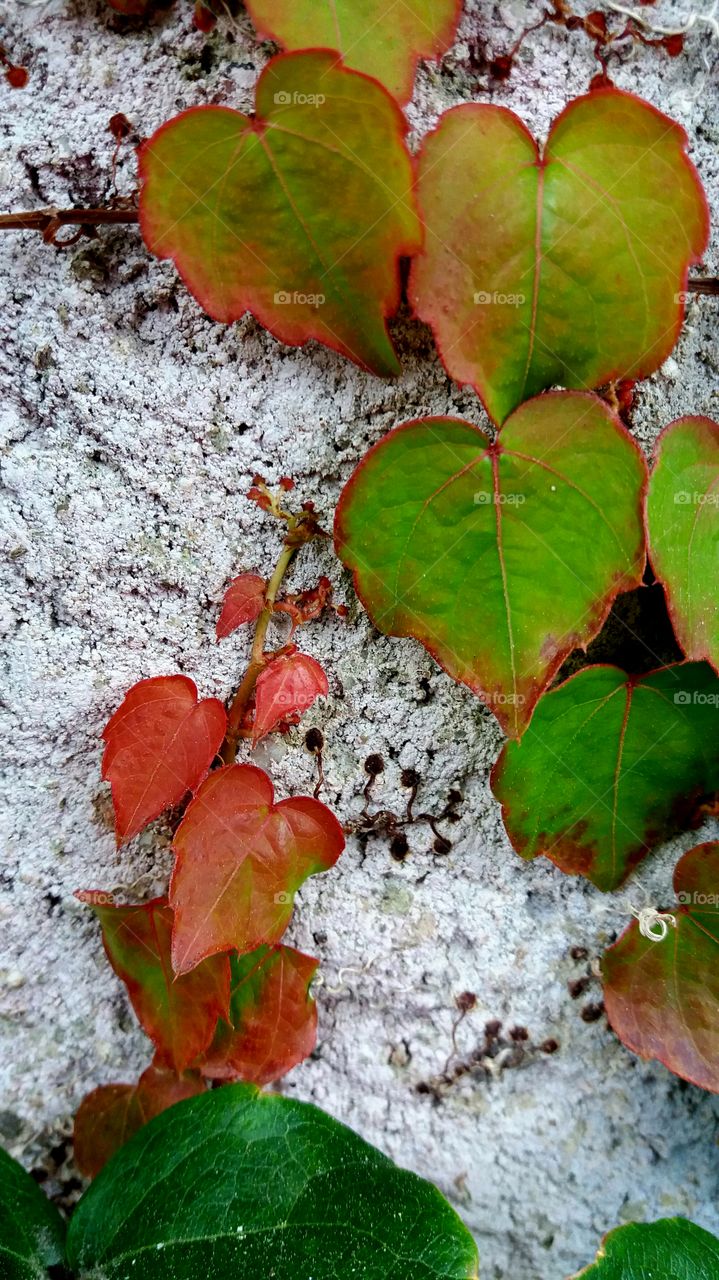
[1, 1, 718, 1277]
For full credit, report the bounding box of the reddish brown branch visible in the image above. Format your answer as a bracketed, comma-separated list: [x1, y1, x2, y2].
[0, 206, 138, 246]
[0, 207, 139, 230]
[0, 206, 717, 297]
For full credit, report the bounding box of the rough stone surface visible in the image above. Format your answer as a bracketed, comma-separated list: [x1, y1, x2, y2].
[1, 1, 718, 1276]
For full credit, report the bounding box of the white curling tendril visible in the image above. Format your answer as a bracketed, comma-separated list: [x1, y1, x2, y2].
[629, 905, 677, 942]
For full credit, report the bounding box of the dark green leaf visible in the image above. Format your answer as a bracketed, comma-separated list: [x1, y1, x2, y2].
[67, 1084, 478, 1279]
[0, 1146, 65, 1279]
[492, 662, 719, 890]
[573, 1217, 719, 1278]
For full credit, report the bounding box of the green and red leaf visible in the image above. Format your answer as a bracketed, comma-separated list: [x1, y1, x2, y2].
[74, 1061, 206, 1178]
[170, 765, 344, 974]
[84, 897, 231, 1070]
[335, 392, 646, 737]
[410, 87, 709, 424]
[244, 0, 461, 103]
[200, 944, 318, 1084]
[216, 574, 266, 639]
[253, 651, 328, 743]
[646, 417, 719, 673]
[139, 51, 421, 377]
[603, 841, 719, 1092]
[492, 662, 719, 891]
[102, 675, 226, 845]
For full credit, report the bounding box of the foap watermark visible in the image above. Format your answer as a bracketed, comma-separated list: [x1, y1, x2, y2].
[274, 290, 325, 307]
[75, 889, 129, 907]
[677, 890, 719, 906]
[674, 490, 719, 506]
[274, 90, 325, 107]
[474, 290, 525, 307]
[674, 690, 719, 707]
[485, 692, 526, 707]
[474, 491, 526, 506]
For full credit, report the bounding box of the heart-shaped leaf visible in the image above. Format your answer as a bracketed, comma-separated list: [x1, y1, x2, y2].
[139, 51, 421, 377]
[216, 573, 266, 639]
[74, 1062, 206, 1179]
[67, 1085, 479, 1279]
[102, 675, 226, 844]
[335, 392, 646, 737]
[603, 841, 719, 1092]
[253, 651, 328, 743]
[170, 764, 344, 974]
[574, 1217, 719, 1279]
[646, 417, 719, 672]
[410, 87, 709, 424]
[85, 897, 231, 1069]
[200, 944, 318, 1084]
[0, 1146, 65, 1279]
[244, 0, 461, 103]
[492, 662, 719, 891]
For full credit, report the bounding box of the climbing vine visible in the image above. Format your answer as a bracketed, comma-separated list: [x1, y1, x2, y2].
[1, 1, 718, 1273]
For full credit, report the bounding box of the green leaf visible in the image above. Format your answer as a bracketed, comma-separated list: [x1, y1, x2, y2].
[573, 1217, 719, 1278]
[646, 416, 719, 673]
[67, 1084, 479, 1279]
[410, 87, 709, 424]
[335, 391, 646, 737]
[0, 1146, 65, 1279]
[139, 50, 421, 377]
[244, 0, 461, 103]
[603, 841, 719, 1092]
[492, 662, 719, 891]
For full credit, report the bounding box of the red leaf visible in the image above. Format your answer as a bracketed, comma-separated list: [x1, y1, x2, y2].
[108, 112, 132, 141]
[170, 765, 344, 974]
[193, 0, 217, 32]
[274, 576, 332, 633]
[74, 1061, 206, 1178]
[5, 64, 28, 89]
[603, 841, 719, 1091]
[84, 896, 230, 1070]
[102, 675, 226, 844]
[585, 10, 608, 38]
[200, 944, 318, 1085]
[216, 573, 266, 640]
[252, 651, 328, 744]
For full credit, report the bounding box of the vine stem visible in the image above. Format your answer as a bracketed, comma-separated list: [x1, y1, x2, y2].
[0, 206, 139, 245]
[221, 542, 297, 765]
[220, 505, 323, 765]
[0, 207, 711, 296]
[0, 205, 717, 294]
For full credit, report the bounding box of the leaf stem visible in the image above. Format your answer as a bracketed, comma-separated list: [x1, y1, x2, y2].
[220, 509, 323, 765]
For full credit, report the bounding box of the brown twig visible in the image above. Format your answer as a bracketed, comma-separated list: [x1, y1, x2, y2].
[689, 278, 719, 295]
[0, 205, 717, 298]
[0, 207, 139, 230]
[220, 495, 326, 766]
